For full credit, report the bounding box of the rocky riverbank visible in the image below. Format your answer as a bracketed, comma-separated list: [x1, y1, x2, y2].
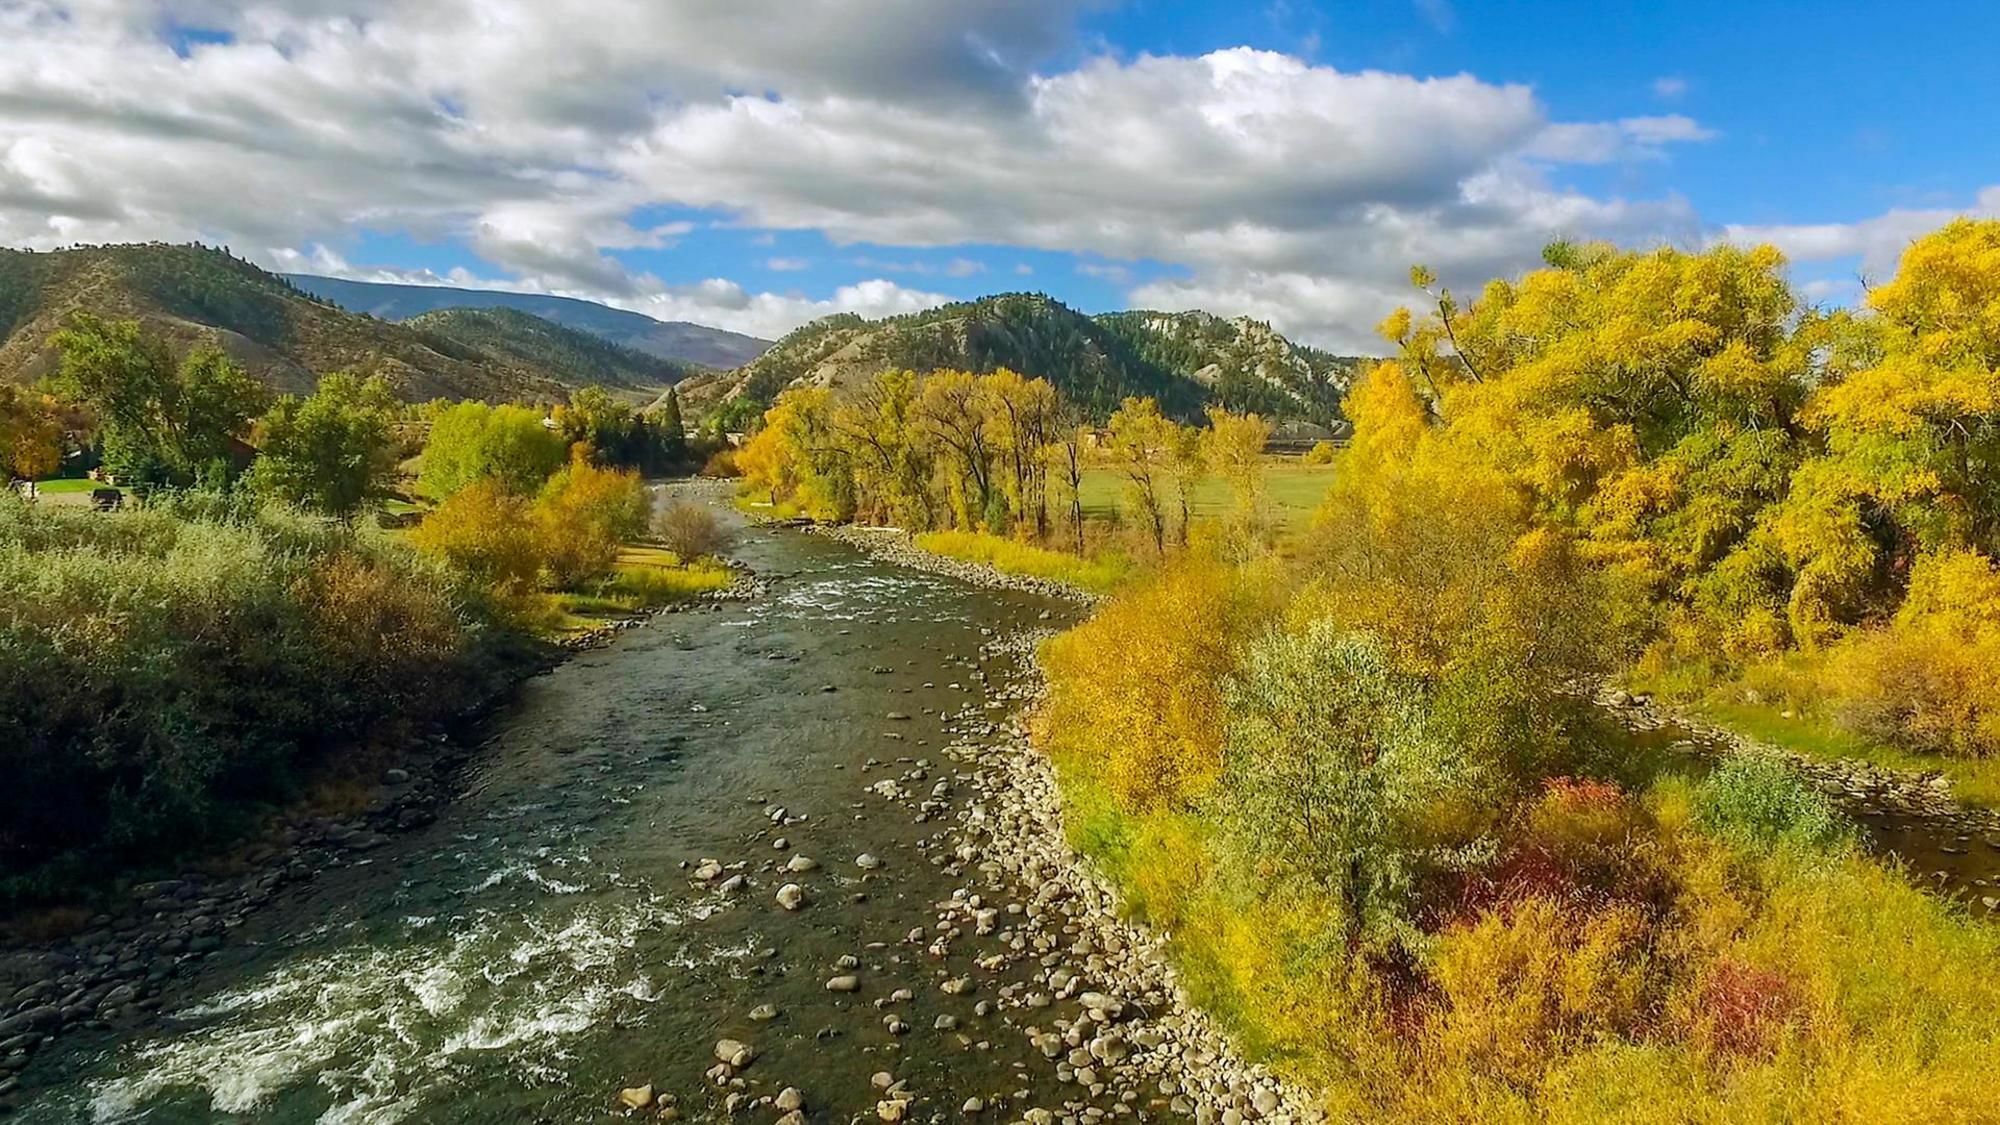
[808, 525, 1103, 606]
[1605, 688, 2000, 831]
[951, 633, 1323, 1124]
[618, 626, 1323, 1124]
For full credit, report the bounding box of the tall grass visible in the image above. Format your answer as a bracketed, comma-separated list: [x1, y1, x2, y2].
[915, 528, 1134, 594]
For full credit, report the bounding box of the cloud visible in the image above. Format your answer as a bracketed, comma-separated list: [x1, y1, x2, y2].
[0, 2, 1722, 348]
[1077, 262, 1134, 285]
[850, 255, 987, 277]
[765, 257, 811, 271]
[287, 247, 953, 338]
[1652, 76, 1688, 101]
[1720, 185, 2000, 279]
[1414, 0, 1456, 34]
[1527, 115, 1717, 163]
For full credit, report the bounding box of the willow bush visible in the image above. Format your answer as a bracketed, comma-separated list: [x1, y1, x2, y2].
[0, 493, 506, 902]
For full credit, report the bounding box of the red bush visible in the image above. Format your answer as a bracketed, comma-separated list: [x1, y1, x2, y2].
[1694, 958, 1803, 1060]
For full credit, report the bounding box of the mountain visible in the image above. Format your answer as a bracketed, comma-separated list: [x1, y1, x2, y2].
[286, 275, 771, 369]
[685, 292, 1363, 427]
[406, 307, 688, 392]
[1095, 310, 1367, 424]
[686, 293, 1211, 427]
[0, 243, 574, 402]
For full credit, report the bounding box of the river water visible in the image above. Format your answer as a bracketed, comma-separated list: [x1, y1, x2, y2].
[19, 497, 1085, 1123]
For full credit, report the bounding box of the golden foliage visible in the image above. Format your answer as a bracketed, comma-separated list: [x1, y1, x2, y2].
[1039, 555, 1270, 808]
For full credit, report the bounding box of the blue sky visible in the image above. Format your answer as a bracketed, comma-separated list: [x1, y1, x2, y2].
[2, 1, 1994, 348]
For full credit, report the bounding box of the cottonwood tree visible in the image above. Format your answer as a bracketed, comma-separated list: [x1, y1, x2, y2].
[247, 373, 400, 518]
[49, 315, 266, 487]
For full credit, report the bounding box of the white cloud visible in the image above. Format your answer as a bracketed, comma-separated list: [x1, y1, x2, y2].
[1527, 115, 1716, 163]
[1719, 185, 2000, 280]
[765, 257, 811, 271]
[285, 246, 951, 338]
[0, 1, 1723, 348]
[1652, 76, 1688, 101]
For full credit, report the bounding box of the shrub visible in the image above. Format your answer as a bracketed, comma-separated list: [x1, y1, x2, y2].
[654, 499, 728, 560]
[410, 479, 543, 593]
[700, 447, 741, 478]
[1039, 555, 1271, 808]
[1423, 896, 1656, 1089]
[1302, 439, 1339, 465]
[1213, 621, 1468, 949]
[0, 494, 494, 901]
[1691, 755, 1847, 852]
[1823, 548, 2000, 758]
[1688, 958, 1805, 1061]
[533, 460, 650, 587]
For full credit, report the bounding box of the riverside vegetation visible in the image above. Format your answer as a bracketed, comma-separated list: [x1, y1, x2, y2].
[0, 317, 727, 909]
[745, 221, 2000, 1121]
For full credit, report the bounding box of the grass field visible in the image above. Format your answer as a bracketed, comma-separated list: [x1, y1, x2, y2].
[1078, 458, 1337, 531]
[29, 478, 97, 494]
[551, 545, 732, 633]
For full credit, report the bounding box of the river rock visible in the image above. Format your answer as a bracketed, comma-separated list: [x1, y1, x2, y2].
[825, 975, 861, 992]
[785, 855, 819, 873]
[775, 883, 807, 911]
[775, 1086, 804, 1111]
[617, 1084, 654, 1110]
[713, 1038, 757, 1068]
[856, 853, 884, 870]
[693, 859, 723, 881]
[748, 1003, 779, 1021]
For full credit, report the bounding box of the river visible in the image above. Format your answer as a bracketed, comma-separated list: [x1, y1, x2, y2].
[17, 494, 1123, 1122]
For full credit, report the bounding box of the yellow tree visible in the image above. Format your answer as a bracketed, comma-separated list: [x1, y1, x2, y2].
[914, 370, 997, 529]
[1200, 406, 1273, 554]
[1043, 403, 1092, 555]
[1105, 396, 1187, 554]
[985, 369, 1060, 536]
[1799, 223, 2000, 539]
[832, 369, 933, 527]
[0, 385, 63, 481]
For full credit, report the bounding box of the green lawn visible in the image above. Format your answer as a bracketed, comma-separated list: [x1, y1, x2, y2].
[1078, 458, 1337, 531]
[30, 478, 98, 494]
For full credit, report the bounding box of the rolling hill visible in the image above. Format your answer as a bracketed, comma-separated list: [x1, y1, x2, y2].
[1095, 310, 1367, 424]
[287, 275, 771, 369]
[684, 292, 1363, 427]
[0, 244, 577, 402]
[406, 307, 688, 392]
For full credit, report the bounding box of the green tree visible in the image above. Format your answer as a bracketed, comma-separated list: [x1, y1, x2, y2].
[245, 373, 400, 518]
[1216, 621, 1458, 951]
[556, 386, 638, 464]
[418, 401, 566, 498]
[48, 315, 266, 487]
[656, 387, 688, 463]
